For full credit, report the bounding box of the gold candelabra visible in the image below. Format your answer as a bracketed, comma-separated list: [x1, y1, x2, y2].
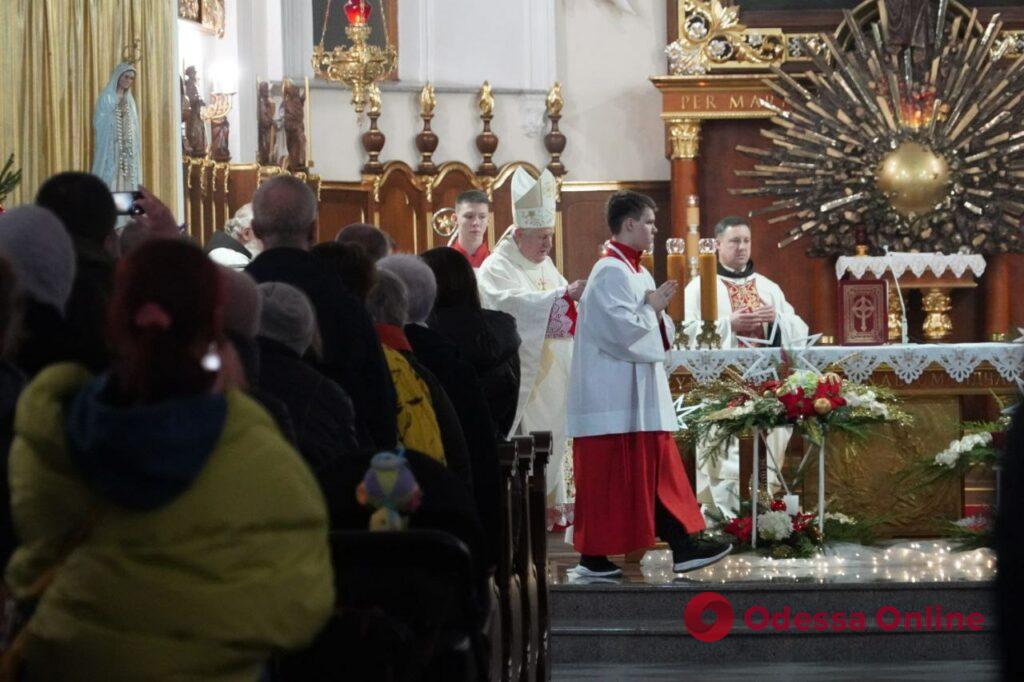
[311, 0, 396, 114]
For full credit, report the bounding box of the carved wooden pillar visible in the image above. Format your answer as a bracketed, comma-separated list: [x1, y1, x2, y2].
[361, 85, 385, 176]
[416, 83, 439, 176]
[985, 253, 1011, 340]
[544, 83, 566, 177]
[476, 81, 499, 178]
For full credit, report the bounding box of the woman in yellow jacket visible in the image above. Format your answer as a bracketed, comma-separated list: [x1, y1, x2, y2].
[4, 241, 334, 681]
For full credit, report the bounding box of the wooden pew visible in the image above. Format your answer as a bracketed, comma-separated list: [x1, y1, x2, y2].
[512, 435, 539, 682]
[529, 431, 553, 682]
[496, 440, 524, 682]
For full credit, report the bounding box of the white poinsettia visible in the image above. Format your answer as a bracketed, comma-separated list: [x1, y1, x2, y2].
[933, 432, 993, 468]
[757, 510, 793, 541]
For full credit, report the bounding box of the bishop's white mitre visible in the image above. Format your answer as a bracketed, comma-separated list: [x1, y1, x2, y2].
[512, 167, 557, 229]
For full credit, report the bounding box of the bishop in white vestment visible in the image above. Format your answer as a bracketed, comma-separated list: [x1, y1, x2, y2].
[477, 168, 584, 529]
[683, 216, 810, 518]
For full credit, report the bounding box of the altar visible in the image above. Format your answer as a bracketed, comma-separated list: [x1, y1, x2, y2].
[669, 343, 1023, 537]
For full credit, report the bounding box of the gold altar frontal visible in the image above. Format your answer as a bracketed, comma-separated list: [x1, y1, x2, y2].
[671, 361, 1016, 538]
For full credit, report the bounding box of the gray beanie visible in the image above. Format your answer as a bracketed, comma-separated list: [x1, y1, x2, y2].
[258, 282, 316, 356]
[0, 205, 76, 313]
[220, 267, 263, 339]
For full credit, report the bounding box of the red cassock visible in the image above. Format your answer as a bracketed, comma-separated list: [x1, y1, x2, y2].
[572, 431, 705, 556]
[451, 240, 490, 269]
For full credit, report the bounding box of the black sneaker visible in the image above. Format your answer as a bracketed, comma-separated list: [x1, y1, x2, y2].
[572, 554, 623, 578]
[672, 540, 732, 573]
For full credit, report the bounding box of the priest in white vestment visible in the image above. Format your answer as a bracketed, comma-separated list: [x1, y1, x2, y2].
[477, 168, 585, 530]
[683, 216, 810, 518]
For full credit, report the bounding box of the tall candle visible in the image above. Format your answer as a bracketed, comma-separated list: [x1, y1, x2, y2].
[698, 252, 718, 322]
[667, 253, 686, 321]
[640, 251, 654, 273]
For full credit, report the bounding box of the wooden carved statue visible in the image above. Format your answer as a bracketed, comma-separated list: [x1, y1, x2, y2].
[281, 79, 307, 171]
[257, 81, 277, 166]
[209, 118, 230, 162]
[183, 66, 207, 157]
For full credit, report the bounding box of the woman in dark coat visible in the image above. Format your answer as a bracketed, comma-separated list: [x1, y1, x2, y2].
[421, 246, 521, 438]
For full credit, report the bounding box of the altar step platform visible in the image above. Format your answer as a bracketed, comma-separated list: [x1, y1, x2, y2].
[546, 535, 998, 671]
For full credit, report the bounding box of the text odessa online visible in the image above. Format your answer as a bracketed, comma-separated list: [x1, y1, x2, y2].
[743, 605, 984, 633]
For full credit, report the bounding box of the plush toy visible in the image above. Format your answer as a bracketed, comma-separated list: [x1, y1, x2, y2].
[355, 449, 423, 531]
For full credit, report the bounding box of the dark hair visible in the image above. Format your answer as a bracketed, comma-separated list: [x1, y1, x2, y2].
[420, 246, 481, 310]
[605, 191, 657, 235]
[311, 241, 376, 302]
[0, 255, 21, 358]
[455, 190, 489, 208]
[35, 172, 117, 244]
[335, 223, 393, 262]
[714, 216, 750, 238]
[108, 240, 225, 402]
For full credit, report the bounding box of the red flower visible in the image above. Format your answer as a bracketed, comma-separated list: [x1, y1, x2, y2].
[778, 388, 816, 420]
[770, 499, 787, 512]
[812, 381, 847, 410]
[792, 513, 816, 533]
[727, 394, 748, 408]
[754, 379, 781, 395]
[723, 516, 752, 544]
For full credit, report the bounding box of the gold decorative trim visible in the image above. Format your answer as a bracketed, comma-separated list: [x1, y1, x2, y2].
[561, 181, 669, 192]
[666, 0, 784, 75]
[667, 118, 702, 159]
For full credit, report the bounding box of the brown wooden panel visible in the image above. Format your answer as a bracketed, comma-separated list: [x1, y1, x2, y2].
[377, 165, 424, 253]
[318, 182, 371, 243]
[560, 182, 671, 285]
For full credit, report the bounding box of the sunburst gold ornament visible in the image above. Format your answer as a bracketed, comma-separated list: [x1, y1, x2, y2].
[732, 4, 1024, 256]
[876, 142, 951, 218]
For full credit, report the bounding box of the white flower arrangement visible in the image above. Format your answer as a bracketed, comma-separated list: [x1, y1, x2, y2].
[757, 510, 793, 541]
[933, 432, 993, 468]
[824, 511, 856, 525]
[842, 386, 890, 419]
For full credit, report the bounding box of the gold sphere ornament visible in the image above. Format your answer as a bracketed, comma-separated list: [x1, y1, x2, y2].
[813, 398, 834, 416]
[875, 141, 951, 218]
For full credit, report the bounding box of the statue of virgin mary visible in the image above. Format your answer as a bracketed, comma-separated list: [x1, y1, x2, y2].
[92, 62, 142, 190]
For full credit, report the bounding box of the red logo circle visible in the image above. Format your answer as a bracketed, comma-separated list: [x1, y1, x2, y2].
[684, 592, 734, 642]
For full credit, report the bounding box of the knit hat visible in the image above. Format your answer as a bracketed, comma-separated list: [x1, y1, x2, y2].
[0, 205, 76, 313]
[220, 267, 262, 340]
[258, 282, 316, 356]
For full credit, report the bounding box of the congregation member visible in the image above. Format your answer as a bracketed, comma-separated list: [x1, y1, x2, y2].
[0, 206, 77, 378]
[0, 256, 24, 569]
[380, 252, 501, 565]
[35, 172, 118, 372]
[246, 176, 397, 450]
[449, 189, 491, 269]
[206, 203, 262, 270]
[567, 191, 731, 578]
[257, 282, 360, 521]
[478, 168, 584, 530]
[4, 239, 334, 680]
[683, 215, 810, 517]
[311, 241, 376, 301]
[335, 222, 394, 262]
[219, 267, 297, 445]
[421, 245, 521, 439]
[366, 269, 446, 464]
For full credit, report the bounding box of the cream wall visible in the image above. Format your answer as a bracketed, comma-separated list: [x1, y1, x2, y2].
[180, 0, 671, 182]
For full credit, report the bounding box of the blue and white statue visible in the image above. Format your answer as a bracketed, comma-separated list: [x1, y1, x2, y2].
[92, 63, 142, 190]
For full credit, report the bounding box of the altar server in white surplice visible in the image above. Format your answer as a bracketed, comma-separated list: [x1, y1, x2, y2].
[477, 168, 585, 530]
[683, 216, 810, 519]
